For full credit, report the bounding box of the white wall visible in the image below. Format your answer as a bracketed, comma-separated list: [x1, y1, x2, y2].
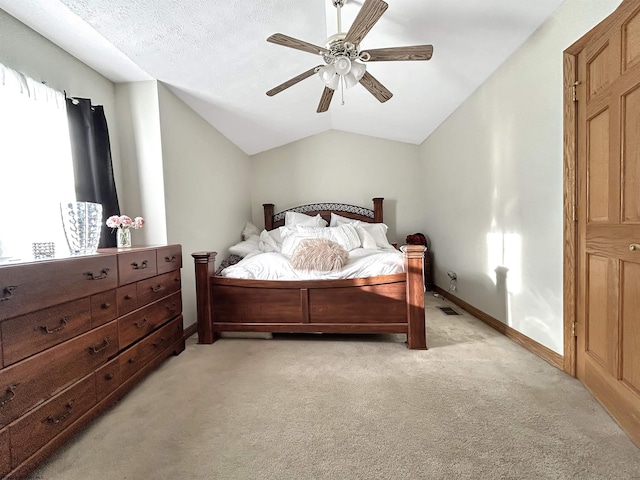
[114, 81, 167, 245]
[250, 130, 423, 244]
[157, 83, 252, 328]
[0, 9, 122, 193]
[418, 0, 622, 354]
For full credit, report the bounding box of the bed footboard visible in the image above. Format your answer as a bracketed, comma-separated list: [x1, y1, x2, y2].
[192, 246, 426, 349]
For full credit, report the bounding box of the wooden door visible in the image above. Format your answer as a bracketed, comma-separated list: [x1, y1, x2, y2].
[575, 0, 640, 446]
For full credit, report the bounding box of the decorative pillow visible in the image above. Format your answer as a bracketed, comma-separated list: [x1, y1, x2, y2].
[242, 221, 261, 240]
[330, 212, 358, 227]
[291, 238, 348, 272]
[228, 235, 260, 257]
[285, 211, 328, 227]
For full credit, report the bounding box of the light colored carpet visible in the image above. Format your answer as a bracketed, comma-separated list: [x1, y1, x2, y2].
[31, 295, 640, 479]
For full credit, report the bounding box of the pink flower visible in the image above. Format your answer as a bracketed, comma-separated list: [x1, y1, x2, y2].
[133, 217, 145, 229]
[106, 215, 121, 228]
[106, 214, 144, 231]
[119, 216, 132, 228]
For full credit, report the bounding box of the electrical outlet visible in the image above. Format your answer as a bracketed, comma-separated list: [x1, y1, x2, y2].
[447, 271, 457, 281]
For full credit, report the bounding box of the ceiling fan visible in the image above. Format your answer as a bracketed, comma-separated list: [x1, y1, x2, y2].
[266, 0, 434, 113]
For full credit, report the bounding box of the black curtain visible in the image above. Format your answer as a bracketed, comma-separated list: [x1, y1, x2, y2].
[66, 98, 120, 248]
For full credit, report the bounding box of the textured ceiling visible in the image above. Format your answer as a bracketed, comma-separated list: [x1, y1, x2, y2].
[1, 0, 567, 155]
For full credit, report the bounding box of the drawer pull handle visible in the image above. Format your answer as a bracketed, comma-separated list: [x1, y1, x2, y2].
[101, 302, 111, 309]
[0, 384, 18, 408]
[164, 255, 177, 263]
[166, 303, 177, 312]
[125, 294, 133, 300]
[85, 268, 110, 280]
[133, 318, 148, 329]
[151, 284, 164, 293]
[152, 337, 166, 348]
[0, 286, 17, 302]
[38, 317, 68, 334]
[87, 337, 110, 355]
[104, 373, 114, 381]
[43, 400, 74, 425]
[630, 243, 640, 251]
[128, 357, 136, 364]
[131, 260, 148, 270]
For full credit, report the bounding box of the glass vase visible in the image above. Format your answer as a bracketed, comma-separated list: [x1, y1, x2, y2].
[117, 228, 132, 248]
[60, 201, 103, 255]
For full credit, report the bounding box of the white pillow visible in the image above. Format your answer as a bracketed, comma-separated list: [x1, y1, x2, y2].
[356, 222, 394, 250]
[355, 225, 378, 250]
[280, 224, 361, 255]
[259, 228, 283, 253]
[285, 211, 328, 227]
[330, 212, 358, 227]
[242, 221, 261, 240]
[228, 234, 260, 257]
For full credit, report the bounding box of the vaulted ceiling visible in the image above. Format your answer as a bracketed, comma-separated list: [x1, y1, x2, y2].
[1, 0, 567, 155]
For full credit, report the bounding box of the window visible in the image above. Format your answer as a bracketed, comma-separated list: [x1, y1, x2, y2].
[0, 63, 76, 261]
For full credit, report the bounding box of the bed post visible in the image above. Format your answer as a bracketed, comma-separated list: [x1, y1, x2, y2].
[401, 245, 427, 349]
[372, 198, 384, 223]
[191, 251, 218, 344]
[263, 203, 275, 230]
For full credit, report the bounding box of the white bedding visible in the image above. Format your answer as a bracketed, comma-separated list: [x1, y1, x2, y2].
[221, 248, 404, 281]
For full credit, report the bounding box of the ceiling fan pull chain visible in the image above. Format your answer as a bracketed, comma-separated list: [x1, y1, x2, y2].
[341, 76, 345, 105]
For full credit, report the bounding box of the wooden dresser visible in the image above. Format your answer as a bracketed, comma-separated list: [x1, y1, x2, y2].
[0, 245, 185, 478]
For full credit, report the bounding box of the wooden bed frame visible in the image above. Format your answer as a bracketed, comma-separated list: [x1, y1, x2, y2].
[192, 198, 427, 349]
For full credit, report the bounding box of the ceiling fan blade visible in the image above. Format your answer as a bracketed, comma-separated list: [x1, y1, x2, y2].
[344, 0, 389, 46]
[359, 71, 393, 103]
[267, 33, 329, 56]
[267, 66, 322, 97]
[317, 87, 335, 113]
[363, 45, 434, 62]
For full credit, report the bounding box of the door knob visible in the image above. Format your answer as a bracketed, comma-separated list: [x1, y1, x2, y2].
[630, 244, 640, 251]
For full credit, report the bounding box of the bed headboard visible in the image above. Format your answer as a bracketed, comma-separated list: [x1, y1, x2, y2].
[263, 198, 384, 230]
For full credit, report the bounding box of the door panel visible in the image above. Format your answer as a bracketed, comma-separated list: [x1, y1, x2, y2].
[588, 43, 614, 99]
[623, 9, 640, 71]
[588, 109, 611, 222]
[623, 85, 640, 222]
[586, 254, 617, 374]
[622, 261, 640, 393]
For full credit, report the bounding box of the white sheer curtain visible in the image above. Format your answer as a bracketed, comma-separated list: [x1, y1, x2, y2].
[0, 63, 76, 261]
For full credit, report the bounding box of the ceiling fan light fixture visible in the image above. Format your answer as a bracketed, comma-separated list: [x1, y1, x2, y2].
[334, 56, 352, 76]
[342, 61, 366, 89]
[350, 61, 366, 81]
[318, 65, 340, 90]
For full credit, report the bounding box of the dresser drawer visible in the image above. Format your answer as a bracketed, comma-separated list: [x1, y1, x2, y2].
[2, 298, 92, 366]
[0, 321, 118, 427]
[0, 428, 9, 478]
[91, 290, 117, 328]
[95, 358, 121, 402]
[137, 271, 181, 306]
[117, 283, 138, 316]
[10, 375, 96, 467]
[0, 255, 117, 321]
[118, 250, 157, 285]
[157, 245, 182, 275]
[118, 292, 182, 349]
[138, 315, 183, 365]
[119, 343, 142, 382]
